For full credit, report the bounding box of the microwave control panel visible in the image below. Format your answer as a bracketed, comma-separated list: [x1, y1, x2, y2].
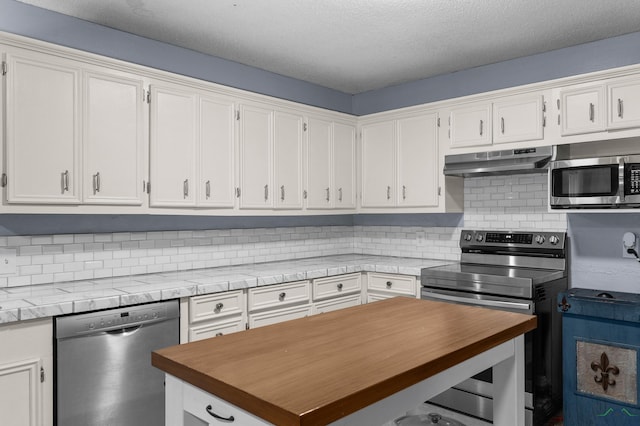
[625, 163, 640, 195]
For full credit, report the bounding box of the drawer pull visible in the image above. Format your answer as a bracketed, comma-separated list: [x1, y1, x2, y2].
[215, 332, 223, 337]
[337, 283, 343, 290]
[279, 292, 286, 300]
[206, 405, 235, 422]
[215, 302, 224, 312]
[386, 281, 393, 288]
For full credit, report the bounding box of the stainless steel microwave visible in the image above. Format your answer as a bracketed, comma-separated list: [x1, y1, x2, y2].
[549, 155, 640, 208]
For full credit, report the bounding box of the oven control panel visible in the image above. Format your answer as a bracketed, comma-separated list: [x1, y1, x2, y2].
[460, 230, 565, 250]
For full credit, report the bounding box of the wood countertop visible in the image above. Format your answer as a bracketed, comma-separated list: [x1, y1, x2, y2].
[152, 297, 536, 426]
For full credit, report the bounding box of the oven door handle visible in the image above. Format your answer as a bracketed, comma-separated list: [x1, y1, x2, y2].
[423, 291, 533, 312]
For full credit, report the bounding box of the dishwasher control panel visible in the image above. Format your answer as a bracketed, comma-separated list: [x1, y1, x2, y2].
[55, 300, 180, 338]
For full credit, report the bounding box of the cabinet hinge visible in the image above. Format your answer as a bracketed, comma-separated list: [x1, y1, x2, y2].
[245, 323, 249, 330]
[236, 110, 240, 121]
[145, 181, 151, 194]
[1, 61, 6, 76]
[543, 116, 546, 127]
[1, 173, 6, 188]
[40, 367, 45, 383]
[437, 117, 440, 127]
[303, 190, 307, 199]
[438, 186, 442, 196]
[542, 101, 547, 113]
[235, 187, 241, 198]
[303, 122, 307, 132]
[556, 98, 560, 110]
[146, 88, 151, 104]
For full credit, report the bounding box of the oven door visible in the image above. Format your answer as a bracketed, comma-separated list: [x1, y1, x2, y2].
[422, 288, 535, 425]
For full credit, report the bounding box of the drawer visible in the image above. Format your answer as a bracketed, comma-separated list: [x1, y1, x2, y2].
[367, 273, 416, 296]
[313, 294, 361, 314]
[181, 378, 268, 425]
[248, 304, 312, 329]
[248, 280, 310, 312]
[312, 273, 361, 301]
[189, 290, 245, 324]
[188, 316, 245, 342]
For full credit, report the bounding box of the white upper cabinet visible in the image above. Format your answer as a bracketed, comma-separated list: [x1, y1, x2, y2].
[397, 113, 438, 207]
[361, 112, 439, 209]
[198, 95, 235, 208]
[149, 84, 198, 207]
[607, 76, 640, 130]
[5, 48, 81, 204]
[449, 102, 492, 148]
[273, 110, 303, 209]
[83, 69, 145, 205]
[492, 94, 544, 144]
[238, 103, 273, 209]
[332, 122, 356, 209]
[559, 83, 606, 135]
[361, 120, 396, 207]
[306, 117, 356, 209]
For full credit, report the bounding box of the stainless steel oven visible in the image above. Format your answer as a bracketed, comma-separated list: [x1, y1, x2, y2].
[421, 230, 568, 426]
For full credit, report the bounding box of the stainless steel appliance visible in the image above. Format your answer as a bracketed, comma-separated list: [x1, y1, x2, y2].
[443, 146, 552, 177]
[421, 230, 568, 426]
[549, 154, 640, 208]
[55, 300, 179, 426]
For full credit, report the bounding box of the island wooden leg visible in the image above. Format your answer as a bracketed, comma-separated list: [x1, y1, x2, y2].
[493, 335, 525, 426]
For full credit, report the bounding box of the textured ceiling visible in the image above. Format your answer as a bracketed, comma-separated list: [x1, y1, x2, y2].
[15, 0, 640, 94]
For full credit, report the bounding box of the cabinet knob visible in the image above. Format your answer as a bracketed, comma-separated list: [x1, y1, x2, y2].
[215, 332, 223, 337]
[337, 283, 343, 290]
[215, 302, 224, 312]
[279, 292, 286, 300]
[386, 281, 393, 288]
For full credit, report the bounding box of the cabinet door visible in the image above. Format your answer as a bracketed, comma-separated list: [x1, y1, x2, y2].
[492, 94, 544, 144]
[608, 77, 640, 130]
[238, 104, 273, 209]
[83, 70, 145, 205]
[560, 84, 606, 135]
[397, 113, 439, 207]
[333, 122, 356, 209]
[273, 110, 303, 209]
[0, 359, 42, 426]
[361, 120, 395, 207]
[199, 95, 235, 208]
[449, 103, 492, 148]
[5, 50, 80, 204]
[149, 85, 197, 207]
[306, 117, 332, 209]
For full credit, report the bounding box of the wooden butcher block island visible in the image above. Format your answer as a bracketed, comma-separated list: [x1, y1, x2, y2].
[152, 297, 536, 426]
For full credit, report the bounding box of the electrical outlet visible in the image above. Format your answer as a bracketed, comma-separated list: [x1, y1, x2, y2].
[622, 232, 639, 259]
[0, 248, 17, 275]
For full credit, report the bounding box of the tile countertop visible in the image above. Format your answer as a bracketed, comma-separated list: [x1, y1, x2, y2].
[0, 255, 453, 324]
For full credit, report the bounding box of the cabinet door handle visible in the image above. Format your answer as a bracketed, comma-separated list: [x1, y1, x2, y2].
[618, 98, 624, 118]
[183, 179, 189, 198]
[479, 119, 483, 136]
[338, 187, 343, 202]
[387, 186, 391, 200]
[205, 180, 211, 199]
[61, 170, 69, 193]
[589, 103, 595, 122]
[279, 292, 286, 300]
[206, 405, 235, 422]
[501, 117, 505, 134]
[264, 184, 269, 201]
[402, 185, 407, 200]
[93, 172, 101, 193]
[325, 187, 330, 202]
[280, 185, 285, 201]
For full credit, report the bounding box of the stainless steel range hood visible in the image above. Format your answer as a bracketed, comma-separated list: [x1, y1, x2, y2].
[443, 146, 552, 177]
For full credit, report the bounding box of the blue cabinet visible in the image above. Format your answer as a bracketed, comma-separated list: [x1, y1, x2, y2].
[559, 289, 640, 425]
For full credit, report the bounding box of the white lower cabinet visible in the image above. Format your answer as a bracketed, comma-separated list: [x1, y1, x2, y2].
[247, 280, 311, 328]
[187, 290, 247, 342]
[311, 273, 362, 314]
[0, 318, 53, 426]
[366, 272, 418, 302]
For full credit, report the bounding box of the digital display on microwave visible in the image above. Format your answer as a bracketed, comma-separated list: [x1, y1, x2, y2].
[552, 165, 618, 197]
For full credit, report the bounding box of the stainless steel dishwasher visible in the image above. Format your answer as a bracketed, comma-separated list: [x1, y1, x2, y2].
[55, 300, 179, 426]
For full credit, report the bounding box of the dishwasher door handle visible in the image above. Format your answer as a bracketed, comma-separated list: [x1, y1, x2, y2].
[105, 325, 142, 335]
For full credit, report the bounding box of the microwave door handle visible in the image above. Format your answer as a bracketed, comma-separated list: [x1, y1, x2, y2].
[422, 291, 533, 312]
